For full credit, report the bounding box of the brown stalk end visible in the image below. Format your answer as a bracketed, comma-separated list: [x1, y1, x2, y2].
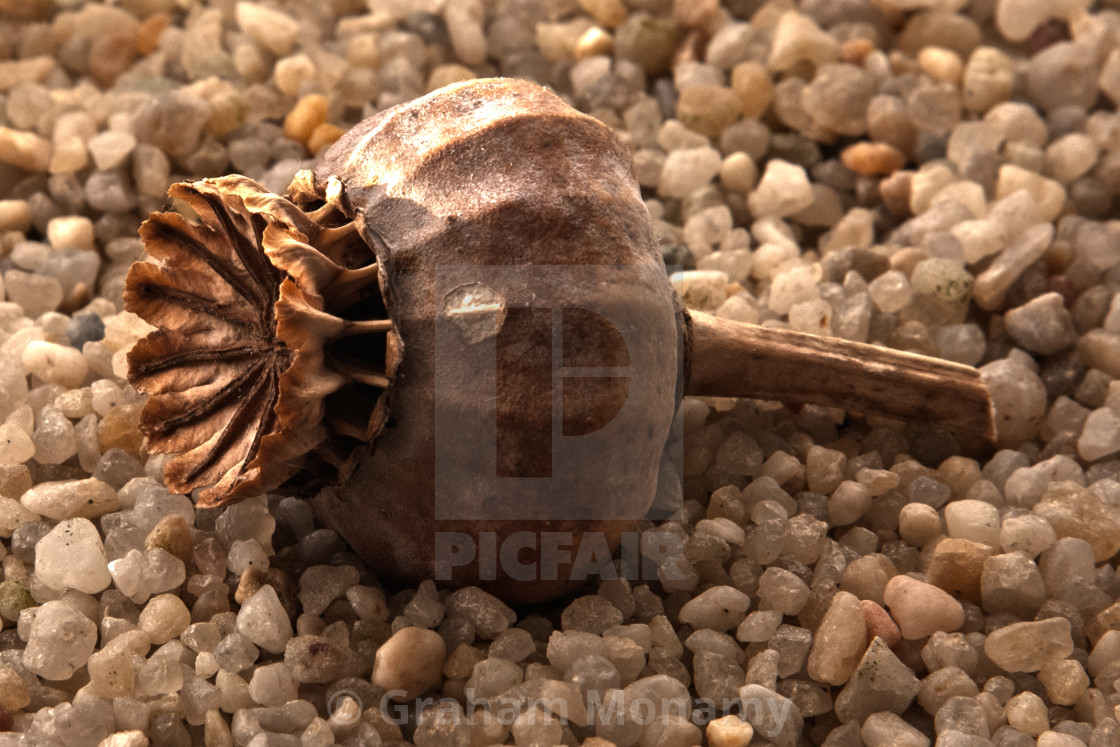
[124, 174, 398, 508]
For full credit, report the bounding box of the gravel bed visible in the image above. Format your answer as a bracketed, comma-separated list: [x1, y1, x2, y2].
[0, 0, 1119, 745]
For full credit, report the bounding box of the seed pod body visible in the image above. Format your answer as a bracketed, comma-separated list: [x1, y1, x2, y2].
[305, 79, 682, 602]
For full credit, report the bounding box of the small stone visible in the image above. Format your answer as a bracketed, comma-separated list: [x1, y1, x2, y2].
[678, 586, 751, 631]
[730, 62, 774, 119]
[984, 617, 1073, 672]
[1078, 408, 1120, 461]
[868, 270, 913, 313]
[21, 340, 87, 389]
[31, 406, 76, 465]
[1037, 658, 1089, 705]
[706, 713, 754, 747]
[145, 514, 192, 564]
[46, 215, 96, 252]
[139, 593, 191, 645]
[297, 565, 360, 618]
[562, 595, 624, 635]
[248, 662, 298, 707]
[35, 517, 112, 593]
[758, 567, 810, 615]
[0, 424, 34, 466]
[670, 270, 728, 311]
[0, 126, 51, 172]
[1004, 293, 1077, 355]
[373, 627, 447, 700]
[862, 711, 930, 746]
[236, 1, 300, 55]
[768, 12, 839, 72]
[770, 264, 824, 313]
[282, 94, 328, 148]
[1027, 42, 1097, 112]
[995, 166, 1065, 223]
[87, 131, 137, 172]
[924, 538, 993, 602]
[803, 63, 875, 136]
[737, 684, 802, 747]
[236, 585, 293, 655]
[807, 591, 867, 686]
[834, 637, 921, 723]
[658, 147, 722, 198]
[944, 500, 1000, 548]
[883, 575, 964, 639]
[21, 478, 118, 520]
[677, 85, 741, 139]
[444, 587, 515, 640]
[861, 600, 901, 649]
[1005, 690, 1048, 736]
[1033, 481, 1120, 561]
[982, 357, 1047, 448]
[748, 159, 814, 218]
[1000, 513, 1056, 557]
[980, 553, 1047, 620]
[899, 503, 942, 547]
[22, 599, 98, 680]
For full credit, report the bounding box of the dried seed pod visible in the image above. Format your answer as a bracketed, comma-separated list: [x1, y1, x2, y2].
[126, 78, 992, 604]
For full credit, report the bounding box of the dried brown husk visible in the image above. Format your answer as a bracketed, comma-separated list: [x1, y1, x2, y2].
[125, 175, 395, 507]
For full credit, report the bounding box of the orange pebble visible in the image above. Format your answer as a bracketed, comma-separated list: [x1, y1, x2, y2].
[136, 13, 170, 56]
[861, 599, 902, 649]
[283, 94, 328, 147]
[842, 141, 907, 176]
[307, 122, 345, 155]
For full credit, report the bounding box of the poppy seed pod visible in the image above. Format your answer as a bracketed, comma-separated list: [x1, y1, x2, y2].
[126, 78, 993, 604]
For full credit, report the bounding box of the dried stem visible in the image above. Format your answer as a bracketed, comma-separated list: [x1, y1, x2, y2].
[686, 311, 996, 439]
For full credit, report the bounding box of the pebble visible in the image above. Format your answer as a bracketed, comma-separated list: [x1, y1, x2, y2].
[139, 593, 191, 645]
[21, 478, 118, 520]
[21, 340, 88, 389]
[1077, 407, 1120, 461]
[678, 586, 751, 631]
[882, 575, 964, 639]
[834, 637, 921, 723]
[984, 617, 1073, 672]
[373, 626, 447, 700]
[981, 357, 1047, 447]
[1004, 292, 1078, 355]
[842, 141, 906, 176]
[0, 126, 51, 171]
[236, 585, 293, 655]
[768, 12, 839, 72]
[658, 146, 722, 198]
[22, 599, 98, 680]
[862, 711, 930, 746]
[1033, 480, 1120, 561]
[806, 591, 866, 685]
[235, 1, 300, 56]
[35, 517, 112, 593]
[706, 714, 754, 747]
[747, 159, 814, 218]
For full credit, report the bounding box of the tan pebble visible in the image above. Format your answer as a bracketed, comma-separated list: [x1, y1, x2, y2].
[731, 62, 773, 119]
[136, 13, 170, 55]
[426, 63, 476, 93]
[145, 514, 192, 564]
[575, 26, 614, 59]
[842, 141, 907, 175]
[841, 38, 876, 65]
[282, 94, 328, 146]
[89, 31, 138, 87]
[0, 127, 51, 172]
[924, 537, 995, 602]
[373, 627, 447, 700]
